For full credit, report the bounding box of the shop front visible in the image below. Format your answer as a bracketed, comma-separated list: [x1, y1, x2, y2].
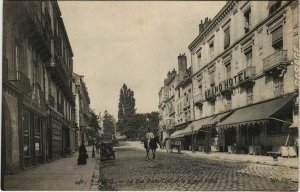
[217, 93, 298, 155]
[21, 107, 47, 168]
[49, 110, 63, 159]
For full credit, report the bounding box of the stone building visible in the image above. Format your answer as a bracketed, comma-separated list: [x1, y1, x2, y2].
[160, 1, 299, 154]
[73, 73, 91, 147]
[2, 0, 76, 175]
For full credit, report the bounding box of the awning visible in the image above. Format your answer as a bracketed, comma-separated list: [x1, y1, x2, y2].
[184, 116, 215, 134]
[170, 129, 187, 138]
[218, 94, 296, 128]
[202, 111, 233, 128]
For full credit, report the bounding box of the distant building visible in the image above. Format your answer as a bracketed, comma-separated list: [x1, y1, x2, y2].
[73, 74, 91, 147]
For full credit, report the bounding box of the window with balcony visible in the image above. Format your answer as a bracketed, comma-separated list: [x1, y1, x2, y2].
[209, 41, 214, 59]
[33, 62, 40, 85]
[244, 9, 251, 33]
[224, 27, 230, 49]
[246, 87, 254, 104]
[268, 1, 282, 15]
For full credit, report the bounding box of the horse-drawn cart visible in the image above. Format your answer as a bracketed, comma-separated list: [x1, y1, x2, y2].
[100, 142, 115, 161]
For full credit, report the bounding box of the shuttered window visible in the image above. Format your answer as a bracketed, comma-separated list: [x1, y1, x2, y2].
[224, 27, 230, 49]
[272, 26, 283, 45]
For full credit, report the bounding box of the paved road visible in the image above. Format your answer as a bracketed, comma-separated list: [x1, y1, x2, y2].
[99, 144, 298, 191]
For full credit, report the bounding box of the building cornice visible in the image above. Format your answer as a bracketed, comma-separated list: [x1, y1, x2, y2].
[189, 1, 238, 51]
[191, 1, 292, 79]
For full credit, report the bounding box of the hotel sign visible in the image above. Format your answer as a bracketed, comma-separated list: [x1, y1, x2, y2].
[205, 70, 248, 99]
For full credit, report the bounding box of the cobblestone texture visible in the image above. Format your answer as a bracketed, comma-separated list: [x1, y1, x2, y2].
[99, 145, 298, 191]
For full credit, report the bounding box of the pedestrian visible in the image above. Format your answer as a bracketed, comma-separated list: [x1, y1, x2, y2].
[166, 138, 171, 154]
[78, 144, 88, 165]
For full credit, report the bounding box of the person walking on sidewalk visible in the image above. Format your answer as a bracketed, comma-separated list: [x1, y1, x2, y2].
[78, 144, 88, 165]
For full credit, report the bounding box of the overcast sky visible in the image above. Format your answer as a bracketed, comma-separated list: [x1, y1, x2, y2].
[58, 1, 226, 119]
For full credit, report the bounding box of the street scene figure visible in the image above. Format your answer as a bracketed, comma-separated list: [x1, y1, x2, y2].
[77, 144, 88, 165]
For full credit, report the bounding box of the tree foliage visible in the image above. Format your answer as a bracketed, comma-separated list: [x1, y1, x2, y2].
[103, 110, 116, 137]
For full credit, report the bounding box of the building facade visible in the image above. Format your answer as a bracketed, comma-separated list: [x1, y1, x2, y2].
[159, 1, 299, 154]
[2, 0, 76, 175]
[73, 73, 91, 147]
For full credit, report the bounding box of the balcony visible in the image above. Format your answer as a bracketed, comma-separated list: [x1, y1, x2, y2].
[220, 78, 233, 98]
[22, 2, 51, 58]
[9, 72, 33, 94]
[23, 90, 46, 112]
[263, 50, 288, 77]
[238, 66, 256, 88]
[194, 93, 204, 107]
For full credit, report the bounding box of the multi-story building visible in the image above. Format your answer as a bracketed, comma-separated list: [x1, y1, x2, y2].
[2, 0, 76, 174]
[160, 1, 299, 154]
[73, 73, 91, 147]
[159, 54, 194, 145]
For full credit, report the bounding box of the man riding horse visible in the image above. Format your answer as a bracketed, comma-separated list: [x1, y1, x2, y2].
[144, 129, 160, 161]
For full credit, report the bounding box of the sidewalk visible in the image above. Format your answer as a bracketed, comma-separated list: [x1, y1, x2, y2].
[127, 141, 298, 169]
[4, 146, 100, 191]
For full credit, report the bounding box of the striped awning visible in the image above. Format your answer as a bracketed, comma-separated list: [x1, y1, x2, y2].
[218, 94, 296, 129]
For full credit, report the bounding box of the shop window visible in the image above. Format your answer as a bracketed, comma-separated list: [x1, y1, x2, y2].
[224, 27, 230, 49]
[268, 1, 282, 15]
[244, 9, 251, 33]
[267, 120, 283, 134]
[34, 116, 42, 155]
[23, 110, 31, 157]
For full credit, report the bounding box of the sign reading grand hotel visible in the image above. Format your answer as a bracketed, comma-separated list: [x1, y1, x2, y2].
[205, 70, 250, 99]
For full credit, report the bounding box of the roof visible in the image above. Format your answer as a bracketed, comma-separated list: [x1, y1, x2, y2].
[218, 94, 296, 128]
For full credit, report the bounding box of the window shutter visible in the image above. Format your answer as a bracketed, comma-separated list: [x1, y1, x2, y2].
[272, 26, 283, 45]
[224, 27, 230, 49]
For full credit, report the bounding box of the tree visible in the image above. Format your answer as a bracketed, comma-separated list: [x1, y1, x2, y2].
[117, 84, 136, 138]
[86, 110, 101, 144]
[103, 110, 116, 137]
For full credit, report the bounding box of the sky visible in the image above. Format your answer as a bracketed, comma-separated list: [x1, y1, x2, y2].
[58, 1, 226, 119]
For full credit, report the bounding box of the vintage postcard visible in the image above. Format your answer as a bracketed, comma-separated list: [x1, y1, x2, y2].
[1, 0, 299, 191]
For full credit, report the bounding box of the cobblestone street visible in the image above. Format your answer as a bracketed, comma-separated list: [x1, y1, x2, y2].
[99, 143, 298, 191]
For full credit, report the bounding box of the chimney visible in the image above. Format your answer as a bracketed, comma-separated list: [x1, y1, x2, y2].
[203, 17, 211, 29]
[199, 20, 204, 34]
[178, 53, 187, 77]
[167, 71, 172, 80]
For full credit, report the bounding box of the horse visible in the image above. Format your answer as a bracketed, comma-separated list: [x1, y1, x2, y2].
[144, 137, 160, 161]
